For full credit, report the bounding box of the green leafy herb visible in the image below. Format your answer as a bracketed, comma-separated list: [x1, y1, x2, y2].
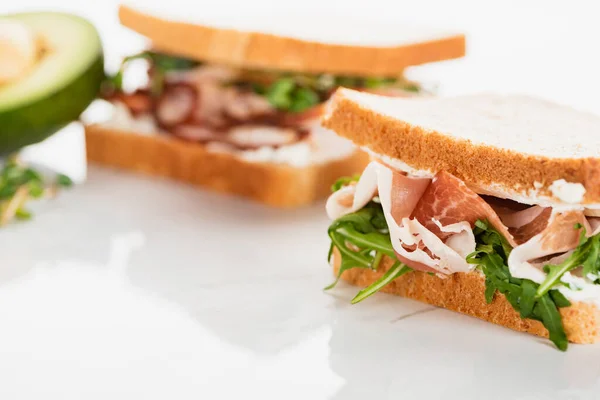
[403, 83, 421, 93]
[265, 78, 295, 110]
[0, 157, 74, 226]
[289, 87, 320, 112]
[467, 220, 571, 351]
[259, 78, 320, 113]
[249, 70, 420, 113]
[327, 202, 394, 289]
[536, 294, 568, 351]
[351, 262, 411, 304]
[56, 174, 74, 188]
[331, 175, 360, 192]
[536, 226, 600, 297]
[363, 76, 398, 89]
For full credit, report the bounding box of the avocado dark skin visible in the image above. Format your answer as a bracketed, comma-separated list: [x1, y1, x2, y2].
[0, 55, 104, 155]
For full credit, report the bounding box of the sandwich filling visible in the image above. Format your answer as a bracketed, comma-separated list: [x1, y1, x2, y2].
[100, 51, 421, 165]
[326, 160, 600, 351]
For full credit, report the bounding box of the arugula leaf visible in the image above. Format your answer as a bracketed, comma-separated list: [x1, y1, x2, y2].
[351, 262, 410, 304]
[535, 293, 568, 351]
[519, 280, 537, 319]
[56, 174, 74, 188]
[484, 277, 496, 303]
[148, 52, 200, 71]
[331, 175, 360, 192]
[536, 226, 600, 297]
[468, 219, 571, 350]
[403, 83, 421, 93]
[289, 87, 320, 113]
[363, 76, 398, 89]
[262, 78, 321, 113]
[550, 290, 572, 308]
[265, 78, 295, 109]
[251, 70, 420, 112]
[326, 197, 409, 291]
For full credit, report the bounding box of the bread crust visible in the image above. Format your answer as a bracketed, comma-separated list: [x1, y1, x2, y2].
[85, 125, 369, 207]
[118, 5, 466, 77]
[333, 252, 600, 344]
[323, 91, 600, 204]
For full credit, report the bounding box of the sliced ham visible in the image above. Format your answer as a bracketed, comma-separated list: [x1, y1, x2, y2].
[105, 90, 153, 115]
[412, 171, 517, 246]
[389, 172, 430, 221]
[494, 205, 548, 229]
[155, 84, 197, 127]
[226, 126, 300, 148]
[172, 125, 221, 142]
[223, 88, 274, 121]
[192, 82, 227, 127]
[173, 124, 306, 150]
[507, 210, 587, 282]
[510, 208, 553, 245]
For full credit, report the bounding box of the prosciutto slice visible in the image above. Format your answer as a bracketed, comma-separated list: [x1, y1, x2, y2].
[155, 84, 197, 127]
[412, 171, 516, 246]
[508, 211, 587, 282]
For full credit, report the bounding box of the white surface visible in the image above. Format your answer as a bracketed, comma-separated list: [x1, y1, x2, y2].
[4, 0, 600, 399]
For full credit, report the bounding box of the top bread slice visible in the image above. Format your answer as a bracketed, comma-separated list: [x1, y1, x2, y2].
[322, 89, 600, 205]
[118, 4, 465, 76]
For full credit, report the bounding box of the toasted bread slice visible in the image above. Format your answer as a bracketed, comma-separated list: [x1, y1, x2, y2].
[333, 251, 600, 344]
[118, 5, 465, 77]
[85, 125, 369, 207]
[323, 89, 600, 205]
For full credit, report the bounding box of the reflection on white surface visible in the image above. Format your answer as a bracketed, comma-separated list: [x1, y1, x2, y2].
[0, 169, 599, 399]
[18, 122, 87, 184]
[0, 202, 343, 399]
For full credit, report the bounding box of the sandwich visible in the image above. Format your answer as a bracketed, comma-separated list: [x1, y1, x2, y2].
[323, 88, 600, 350]
[85, 5, 465, 207]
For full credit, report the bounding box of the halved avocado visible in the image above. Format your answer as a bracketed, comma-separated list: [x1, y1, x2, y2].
[0, 12, 104, 155]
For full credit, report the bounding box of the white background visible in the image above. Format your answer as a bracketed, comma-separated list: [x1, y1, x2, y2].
[2, 1, 600, 399]
[6, 0, 600, 111]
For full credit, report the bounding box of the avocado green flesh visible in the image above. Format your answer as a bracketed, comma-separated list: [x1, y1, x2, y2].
[0, 12, 105, 155]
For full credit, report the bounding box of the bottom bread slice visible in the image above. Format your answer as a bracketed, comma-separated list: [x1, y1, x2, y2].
[334, 253, 600, 344]
[85, 125, 369, 208]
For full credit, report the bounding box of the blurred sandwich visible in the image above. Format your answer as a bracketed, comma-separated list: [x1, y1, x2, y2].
[324, 89, 600, 350]
[85, 5, 465, 207]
